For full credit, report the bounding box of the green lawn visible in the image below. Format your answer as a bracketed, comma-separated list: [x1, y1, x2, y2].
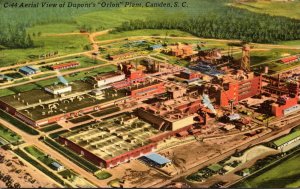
[64, 64, 117, 82]
[14, 148, 66, 186]
[94, 171, 112, 180]
[279, 40, 300, 46]
[0, 110, 39, 135]
[230, 1, 300, 20]
[0, 124, 21, 143]
[9, 83, 41, 93]
[32, 73, 56, 79]
[2, 64, 116, 98]
[27, 24, 79, 34]
[0, 89, 15, 97]
[24, 145, 60, 170]
[96, 29, 195, 41]
[0, 35, 89, 67]
[236, 152, 300, 188]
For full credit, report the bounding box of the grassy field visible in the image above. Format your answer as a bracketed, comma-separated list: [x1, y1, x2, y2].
[230, 0, 300, 19]
[24, 145, 61, 170]
[0, 124, 21, 144]
[94, 171, 112, 180]
[96, 29, 195, 41]
[32, 73, 56, 79]
[27, 24, 79, 34]
[236, 152, 300, 188]
[14, 148, 66, 186]
[0, 35, 89, 67]
[0, 64, 116, 98]
[279, 40, 300, 46]
[0, 110, 39, 135]
[0, 89, 16, 97]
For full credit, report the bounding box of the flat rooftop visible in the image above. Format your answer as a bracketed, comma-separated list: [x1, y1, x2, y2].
[19, 94, 102, 121]
[0, 90, 54, 109]
[129, 80, 162, 91]
[273, 130, 300, 147]
[61, 114, 161, 160]
[93, 71, 124, 81]
[145, 96, 199, 121]
[45, 84, 70, 90]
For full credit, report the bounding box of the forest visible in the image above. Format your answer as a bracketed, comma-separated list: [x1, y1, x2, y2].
[116, 7, 300, 43]
[0, 0, 299, 49]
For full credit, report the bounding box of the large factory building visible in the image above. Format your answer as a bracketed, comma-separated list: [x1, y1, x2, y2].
[58, 114, 159, 168]
[217, 72, 262, 106]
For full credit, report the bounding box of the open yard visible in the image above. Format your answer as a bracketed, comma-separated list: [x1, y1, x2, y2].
[0, 35, 89, 67]
[96, 29, 195, 41]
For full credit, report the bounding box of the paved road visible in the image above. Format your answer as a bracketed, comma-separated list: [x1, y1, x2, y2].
[0, 118, 105, 187]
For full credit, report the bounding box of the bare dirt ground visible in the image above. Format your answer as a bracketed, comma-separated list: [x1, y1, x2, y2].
[0, 148, 58, 188]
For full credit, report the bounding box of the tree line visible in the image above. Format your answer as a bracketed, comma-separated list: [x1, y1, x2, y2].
[0, 24, 34, 49]
[116, 8, 300, 44]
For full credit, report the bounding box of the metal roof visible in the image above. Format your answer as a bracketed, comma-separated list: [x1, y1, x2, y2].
[51, 161, 63, 168]
[143, 152, 170, 165]
[150, 44, 163, 49]
[27, 66, 39, 71]
[19, 66, 35, 74]
[57, 76, 68, 85]
[273, 130, 300, 147]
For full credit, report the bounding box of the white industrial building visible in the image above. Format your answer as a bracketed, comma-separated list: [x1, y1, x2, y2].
[92, 72, 126, 87]
[45, 84, 72, 95]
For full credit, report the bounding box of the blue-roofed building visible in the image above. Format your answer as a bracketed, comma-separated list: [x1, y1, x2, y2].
[19, 66, 35, 75]
[19, 66, 40, 75]
[51, 162, 64, 171]
[27, 66, 40, 72]
[139, 152, 171, 168]
[149, 44, 163, 51]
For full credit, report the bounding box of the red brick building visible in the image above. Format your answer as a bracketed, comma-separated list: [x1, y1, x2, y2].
[271, 97, 298, 117]
[58, 136, 157, 168]
[218, 75, 262, 106]
[280, 56, 299, 64]
[130, 82, 165, 98]
[169, 45, 193, 58]
[51, 61, 79, 70]
[179, 70, 200, 80]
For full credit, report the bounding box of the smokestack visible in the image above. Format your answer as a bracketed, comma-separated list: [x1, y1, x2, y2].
[264, 66, 269, 74]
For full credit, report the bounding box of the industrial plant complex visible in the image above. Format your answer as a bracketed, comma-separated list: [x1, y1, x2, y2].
[1, 29, 300, 189]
